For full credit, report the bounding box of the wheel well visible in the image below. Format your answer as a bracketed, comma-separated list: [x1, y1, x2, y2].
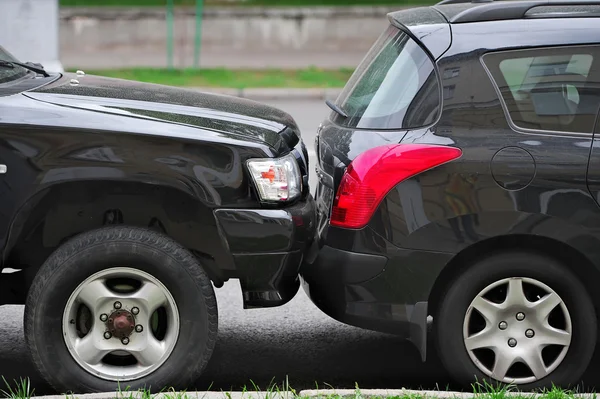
[2, 181, 227, 304]
[427, 234, 600, 320]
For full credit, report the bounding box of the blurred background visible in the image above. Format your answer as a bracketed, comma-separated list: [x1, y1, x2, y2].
[0, 0, 432, 91]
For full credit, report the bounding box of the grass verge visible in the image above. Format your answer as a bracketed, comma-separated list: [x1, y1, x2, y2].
[60, 0, 438, 7]
[0, 377, 598, 399]
[70, 67, 355, 89]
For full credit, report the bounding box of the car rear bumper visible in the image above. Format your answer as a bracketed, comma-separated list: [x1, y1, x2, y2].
[300, 244, 410, 334]
[300, 242, 451, 361]
[214, 195, 316, 308]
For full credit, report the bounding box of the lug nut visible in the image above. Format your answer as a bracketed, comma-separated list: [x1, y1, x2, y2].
[114, 301, 122, 309]
[516, 312, 525, 321]
[135, 324, 143, 333]
[100, 313, 108, 322]
[104, 331, 112, 340]
[498, 321, 508, 330]
[121, 337, 130, 345]
[508, 338, 517, 347]
[525, 329, 535, 338]
[131, 307, 139, 315]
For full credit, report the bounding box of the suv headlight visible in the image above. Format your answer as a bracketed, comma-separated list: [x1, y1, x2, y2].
[247, 153, 302, 202]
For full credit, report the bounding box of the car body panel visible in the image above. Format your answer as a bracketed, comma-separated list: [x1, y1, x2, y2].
[26, 73, 301, 152]
[0, 73, 315, 308]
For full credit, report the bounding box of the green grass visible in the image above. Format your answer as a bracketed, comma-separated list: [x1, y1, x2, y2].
[72, 67, 355, 89]
[60, 0, 437, 7]
[0, 377, 34, 399]
[0, 376, 598, 399]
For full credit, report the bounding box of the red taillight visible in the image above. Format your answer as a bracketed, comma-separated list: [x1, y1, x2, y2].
[330, 144, 462, 229]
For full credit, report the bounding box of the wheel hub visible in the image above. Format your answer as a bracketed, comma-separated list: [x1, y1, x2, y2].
[106, 309, 135, 339]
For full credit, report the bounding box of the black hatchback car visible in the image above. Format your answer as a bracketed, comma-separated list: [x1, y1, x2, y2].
[301, 0, 600, 391]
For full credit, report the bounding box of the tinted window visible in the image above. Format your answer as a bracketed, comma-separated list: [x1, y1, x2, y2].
[331, 25, 440, 130]
[483, 46, 600, 134]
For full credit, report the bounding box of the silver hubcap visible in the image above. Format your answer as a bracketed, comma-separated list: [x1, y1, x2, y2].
[463, 277, 572, 384]
[62, 267, 180, 381]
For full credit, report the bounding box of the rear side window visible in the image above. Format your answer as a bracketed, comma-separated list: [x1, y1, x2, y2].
[331, 25, 441, 130]
[483, 46, 600, 134]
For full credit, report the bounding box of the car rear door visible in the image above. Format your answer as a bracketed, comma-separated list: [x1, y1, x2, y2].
[587, 99, 600, 208]
[584, 50, 600, 209]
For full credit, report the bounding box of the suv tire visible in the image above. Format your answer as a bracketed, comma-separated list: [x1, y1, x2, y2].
[24, 226, 218, 393]
[435, 250, 596, 391]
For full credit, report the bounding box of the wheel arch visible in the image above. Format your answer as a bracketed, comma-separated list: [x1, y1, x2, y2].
[2, 180, 230, 303]
[428, 234, 600, 321]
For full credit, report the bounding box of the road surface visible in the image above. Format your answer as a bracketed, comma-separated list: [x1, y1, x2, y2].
[0, 99, 598, 395]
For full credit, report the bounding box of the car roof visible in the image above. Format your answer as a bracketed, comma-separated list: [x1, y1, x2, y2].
[435, 0, 600, 23]
[387, 0, 600, 58]
[389, 0, 600, 26]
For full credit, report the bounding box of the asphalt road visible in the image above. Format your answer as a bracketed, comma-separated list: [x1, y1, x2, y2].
[1, 99, 599, 395]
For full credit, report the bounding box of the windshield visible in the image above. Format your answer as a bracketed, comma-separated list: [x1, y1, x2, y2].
[0, 45, 29, 84]
[332, 25, 441, 130]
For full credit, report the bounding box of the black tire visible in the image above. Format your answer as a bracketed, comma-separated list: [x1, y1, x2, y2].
[434, 250, 596, 391]
[24, 226, 218, 394]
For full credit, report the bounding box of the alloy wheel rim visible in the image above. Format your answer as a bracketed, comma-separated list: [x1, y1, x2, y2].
[62, 267, 180, 381]
[462, 277, 572, 384]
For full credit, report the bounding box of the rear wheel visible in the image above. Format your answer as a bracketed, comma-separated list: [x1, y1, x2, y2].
[435, 250, 596, 391]
[25, 226, 218, 393]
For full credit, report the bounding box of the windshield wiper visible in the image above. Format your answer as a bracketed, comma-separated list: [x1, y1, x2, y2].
[326, 99, 348, 118]
[0, 60, 50, 77]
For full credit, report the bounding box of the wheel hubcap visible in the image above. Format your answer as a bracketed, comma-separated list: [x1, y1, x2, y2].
[62, 267, 180, 382]
[463, 277, 572, 385]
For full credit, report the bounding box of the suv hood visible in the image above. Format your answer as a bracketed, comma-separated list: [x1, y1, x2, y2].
[24, 73, 300, 151]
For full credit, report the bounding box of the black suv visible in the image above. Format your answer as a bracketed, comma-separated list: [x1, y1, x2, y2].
[0, 46, 315, 393]
[301, 0, 600, 390]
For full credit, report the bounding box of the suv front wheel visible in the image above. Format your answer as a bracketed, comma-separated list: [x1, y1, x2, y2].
[435, 250, 596, 391]
[24, 226, 218, 394]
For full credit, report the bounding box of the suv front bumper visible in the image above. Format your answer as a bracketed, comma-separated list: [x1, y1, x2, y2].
[214, 195, 316, 308]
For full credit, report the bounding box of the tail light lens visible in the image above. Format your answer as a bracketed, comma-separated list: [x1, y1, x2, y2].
[330, 144, 462, 229]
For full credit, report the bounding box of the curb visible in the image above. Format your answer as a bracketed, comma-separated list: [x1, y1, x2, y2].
[187, 87, 343, 101]
[34, 392, 295, 399]
[299, 389, 597, 398]
[60, 6, 407, 20]
[26, 390, 600, 399]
